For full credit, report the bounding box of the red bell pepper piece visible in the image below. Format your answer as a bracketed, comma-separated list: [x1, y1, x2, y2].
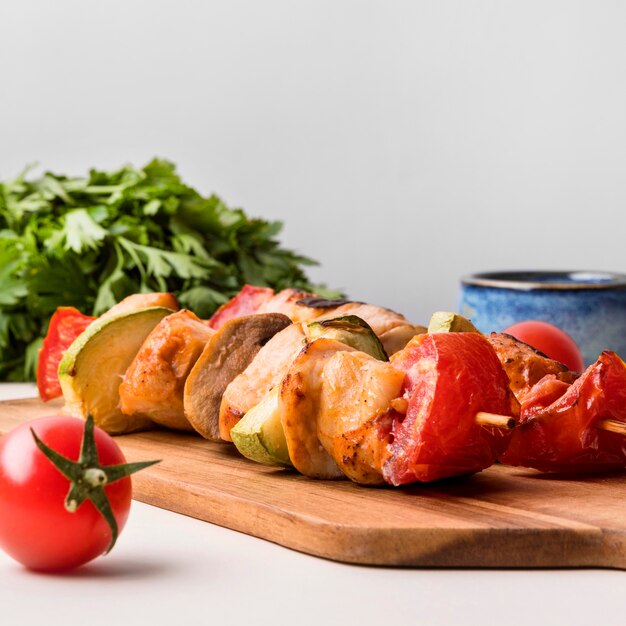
[500, 351, 626, 472]
[37, 307, 95, 401]
[206, 285, 274, 330]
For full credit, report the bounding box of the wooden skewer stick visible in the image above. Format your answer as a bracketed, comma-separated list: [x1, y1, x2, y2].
[596, 419, 626, 436]
[475, 412, 516, 430]
[472, 414, 626, 436]
[390, 399, 516, 430]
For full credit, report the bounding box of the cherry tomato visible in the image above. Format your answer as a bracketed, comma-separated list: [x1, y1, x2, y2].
[0, 416, 131, 571]
[37, 307, 95, 401]
[502, 320, 584, 372]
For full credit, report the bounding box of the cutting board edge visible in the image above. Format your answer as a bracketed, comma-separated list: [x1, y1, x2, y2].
[131, 473, 626, 569]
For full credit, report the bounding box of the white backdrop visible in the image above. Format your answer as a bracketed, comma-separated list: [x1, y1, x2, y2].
[1, 0, 625, 325]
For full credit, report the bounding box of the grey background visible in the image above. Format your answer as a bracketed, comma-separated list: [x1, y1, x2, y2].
[1, 0, 624, 325]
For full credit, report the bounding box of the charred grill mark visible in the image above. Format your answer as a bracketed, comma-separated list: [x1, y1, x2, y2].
[296, 297, 354, 308]
[498, 332, 553, 360]
[284, 371, 306, 402]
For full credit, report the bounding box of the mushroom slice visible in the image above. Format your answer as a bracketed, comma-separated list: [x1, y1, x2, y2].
[317, 351, 405, 485]
[280, 338, 357, 479]
[184, 313, 291, 441]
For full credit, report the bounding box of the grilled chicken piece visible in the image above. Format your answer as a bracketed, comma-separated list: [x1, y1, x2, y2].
[259, 290, 412, 337]
[487, 332, 579, 404]
[100, 292, 179, 320]
[258, 289, 341, 323]
[280, 338, 357, 479]
[119, 310, 215, 430]
[322, 303, 408, 337]
[219, 323, 307, 440]
[378, 324, 427, 356]
[317, 350, 405, 484]
[208, 285, 419, 349]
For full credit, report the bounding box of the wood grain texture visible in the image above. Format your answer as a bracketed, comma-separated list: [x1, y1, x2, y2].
[2, 398, 626, 568]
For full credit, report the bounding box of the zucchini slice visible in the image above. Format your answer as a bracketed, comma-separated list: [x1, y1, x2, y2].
[58, 306, 173, 434]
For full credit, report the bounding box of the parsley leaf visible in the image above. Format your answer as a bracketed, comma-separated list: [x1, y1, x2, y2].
[0, 158, 338, 381]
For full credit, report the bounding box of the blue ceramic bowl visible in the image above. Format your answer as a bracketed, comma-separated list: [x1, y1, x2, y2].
[459, 270, 626, 366]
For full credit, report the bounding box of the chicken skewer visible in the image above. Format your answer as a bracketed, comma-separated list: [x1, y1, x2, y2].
[232, 331, 519, 484]
[428, 317, 624, 442]
[207, 285, 427, 356]
[230, 312, 626, 483]
[43, 290, 626, 484]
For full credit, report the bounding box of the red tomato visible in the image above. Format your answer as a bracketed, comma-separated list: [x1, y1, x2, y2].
[0, 416, 131, 571]
[502, 320, 584, 372]
[37, 307, 95, 401]
[384, 333, 516, 484]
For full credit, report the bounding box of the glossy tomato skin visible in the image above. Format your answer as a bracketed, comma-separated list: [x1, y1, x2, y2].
[502, 320, 584, 372]
[37, 307, 95, 401]
[384, 333, 516, 485]
[0, 416, 131, 571]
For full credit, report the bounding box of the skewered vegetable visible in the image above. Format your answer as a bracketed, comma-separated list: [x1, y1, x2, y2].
[486, 332, 578, 404]
[219, 316, 394, 441]
[184, 313, 292, 441]
[219, 323, 308, 441]
[501, 351, 626, 472]
[58, 307, 173, 434]
[209, 286, 418, 355]
[45, 284, 626, 486]
[306, 315, 388, 361]
[383, 333, 517, 484]
[37, 307, 95, 402]
[427, 311, 480, 334]
[38, 293, 180, 402]
[230, 319, 391, 464]
[230, 386, 291, 466]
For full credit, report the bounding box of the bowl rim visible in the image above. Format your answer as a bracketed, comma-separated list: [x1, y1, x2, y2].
[461, 270, 626, 291]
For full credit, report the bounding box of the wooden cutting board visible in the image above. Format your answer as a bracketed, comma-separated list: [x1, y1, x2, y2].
[2, 398, 626, 569]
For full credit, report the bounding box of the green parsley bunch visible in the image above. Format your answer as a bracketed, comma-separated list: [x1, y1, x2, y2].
[0, 159, 327, 381]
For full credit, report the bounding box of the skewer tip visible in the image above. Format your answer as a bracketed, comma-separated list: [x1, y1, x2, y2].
[475, 412, 516, 430]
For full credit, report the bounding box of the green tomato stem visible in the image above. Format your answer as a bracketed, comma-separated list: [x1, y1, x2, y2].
[31, 415, 159, 554]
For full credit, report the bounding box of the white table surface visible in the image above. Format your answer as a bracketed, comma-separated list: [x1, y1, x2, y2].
[1, 383, 625, 626]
